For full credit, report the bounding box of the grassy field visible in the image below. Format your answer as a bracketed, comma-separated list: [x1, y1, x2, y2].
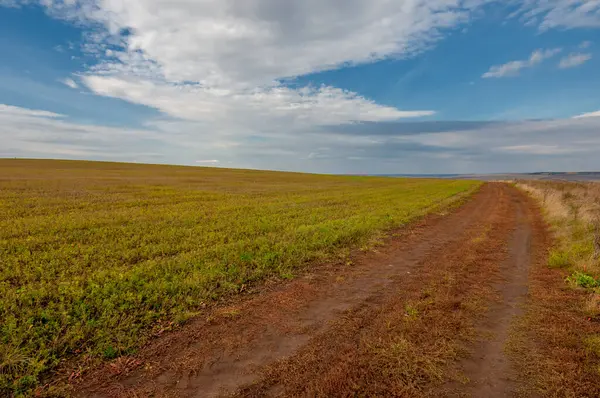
[0, 159, 480, 395]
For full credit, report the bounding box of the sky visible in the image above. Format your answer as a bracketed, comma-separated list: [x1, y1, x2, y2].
[1, 0, 600, 174]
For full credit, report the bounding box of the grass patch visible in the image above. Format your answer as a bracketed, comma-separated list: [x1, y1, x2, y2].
[548, 249, 571, 268]
[584, 293, 600, 318]
[585, 335, 600, 357]
[517, 180, 600, 282]
[0, 159, 480, 395]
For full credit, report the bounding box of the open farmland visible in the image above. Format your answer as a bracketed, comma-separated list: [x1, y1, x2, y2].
[0, 159, 479, 395]
[5, 160, 600, 398]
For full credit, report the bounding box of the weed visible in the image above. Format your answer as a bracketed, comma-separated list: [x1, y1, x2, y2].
[584, 335, 600, 357]
[103, 346, 118, 360]
[566, 271, 599, 289]
[404, 303, 419, 319]
[0, 348, 30, 378]
[584, 293, 600, 318]
[548, 249, 570, 268]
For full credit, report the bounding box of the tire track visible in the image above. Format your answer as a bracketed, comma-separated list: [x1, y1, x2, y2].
[455, 187, 533, 397]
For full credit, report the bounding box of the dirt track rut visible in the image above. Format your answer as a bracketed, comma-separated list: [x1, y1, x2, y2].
[457, 189, 533, 397]
[74, 183, 544, 397]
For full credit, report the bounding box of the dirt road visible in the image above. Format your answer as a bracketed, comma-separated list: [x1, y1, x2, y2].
[73, 183, 548, 397]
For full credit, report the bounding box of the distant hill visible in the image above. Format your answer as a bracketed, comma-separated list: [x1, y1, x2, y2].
[375, 172, 600, 182]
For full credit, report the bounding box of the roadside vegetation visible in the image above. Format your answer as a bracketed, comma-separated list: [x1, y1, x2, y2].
[517, 181, 600, 294]
[514, 180, 600, 396]
[0, 159, 480, 396]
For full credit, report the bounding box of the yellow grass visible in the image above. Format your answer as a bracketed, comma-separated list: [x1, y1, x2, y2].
[516, 179, 600, 321]
[516, 180, 600, 277]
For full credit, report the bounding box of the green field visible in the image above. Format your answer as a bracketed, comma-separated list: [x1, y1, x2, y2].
[0, 159, 480, 394]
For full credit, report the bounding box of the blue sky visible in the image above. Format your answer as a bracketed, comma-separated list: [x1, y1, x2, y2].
[1, 0, 600, 174]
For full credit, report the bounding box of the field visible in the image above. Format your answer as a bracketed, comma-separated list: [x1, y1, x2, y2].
[74, 178, 600, 397]
[0, 159, 480, 395]
[7, 160, 600, 398]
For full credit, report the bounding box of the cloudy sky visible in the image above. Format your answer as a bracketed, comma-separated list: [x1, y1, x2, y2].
[1, 0, 600, 174]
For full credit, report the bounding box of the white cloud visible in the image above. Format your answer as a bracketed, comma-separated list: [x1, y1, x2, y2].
[35, 0, 486, 87]
[574, 110, 600, 119]
[515, 1, 600, 30]
[0, 104, 63, 118]
[580, 40, 592, 49]
[0, 104, 168, 161]
[60, 78, 79, 89]
[4, 104, 600, 174]
[402, 117, 600, 161]
[482, 48, 562, 78]
[494, 144, 575, 155]
[82, 76, 434, 126]
[558, 53, 592, 69]
[2, 0, 474, 143]
[3, 1, 600, 174]
[0, 0, 27, 7]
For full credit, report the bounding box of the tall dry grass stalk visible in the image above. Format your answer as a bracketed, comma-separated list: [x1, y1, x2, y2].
[517, 179, 600, 316]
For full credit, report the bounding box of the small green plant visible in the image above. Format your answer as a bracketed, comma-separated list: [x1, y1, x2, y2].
[15, 375, 36, 395]
[103, 346, 118, 360]
[548, 250, 571, 268]
[405, 303, 419, 319]
[584, 335, 600, 357]
[566, 271, 599, 289]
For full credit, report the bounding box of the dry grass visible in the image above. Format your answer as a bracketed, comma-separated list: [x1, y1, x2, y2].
[507, 243, 600, 397]
[511, 181, 600, 396]
[517, 183, 571, 220]
[584, 293, 600, 318]
[0, 159, 480, 396]
[516, 180, 600, 280]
